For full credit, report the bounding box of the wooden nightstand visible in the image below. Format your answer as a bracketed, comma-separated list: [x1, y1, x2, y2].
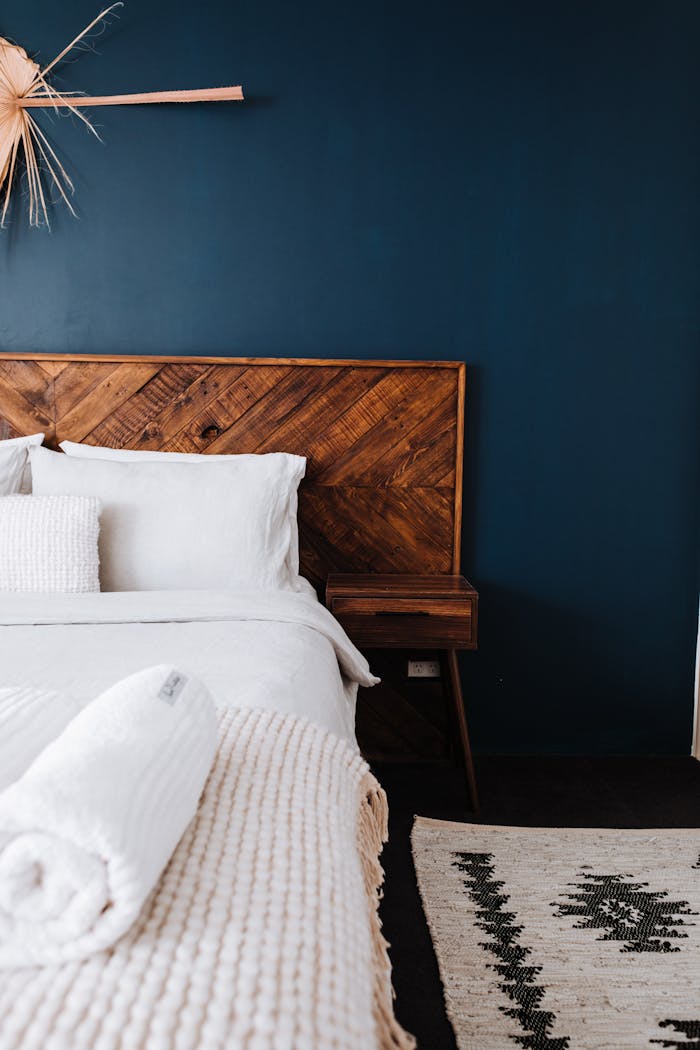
[326, 574, 479, 812]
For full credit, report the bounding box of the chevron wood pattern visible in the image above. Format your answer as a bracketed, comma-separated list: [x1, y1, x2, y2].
[0, 355, 465, 592]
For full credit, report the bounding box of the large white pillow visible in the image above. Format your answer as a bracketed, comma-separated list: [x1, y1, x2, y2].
[30, 447, 306, 592]
[59, 440, 250, 463]
[0, 433, 44, 494]
[0, 495, 100, 593]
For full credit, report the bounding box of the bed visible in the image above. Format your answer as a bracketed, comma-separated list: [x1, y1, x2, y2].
[0, 354, 465, 1050]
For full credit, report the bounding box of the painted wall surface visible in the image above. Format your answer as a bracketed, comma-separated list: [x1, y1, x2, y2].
[1, 1, 698, 753]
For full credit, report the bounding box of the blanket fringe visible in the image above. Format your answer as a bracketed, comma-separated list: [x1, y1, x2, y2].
[358, 772, 417, 1050]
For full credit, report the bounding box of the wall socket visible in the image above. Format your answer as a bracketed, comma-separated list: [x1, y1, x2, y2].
[407, 659, 441, 678]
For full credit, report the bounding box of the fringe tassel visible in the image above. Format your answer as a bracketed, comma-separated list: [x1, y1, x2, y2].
[358, 772, 417, 1050]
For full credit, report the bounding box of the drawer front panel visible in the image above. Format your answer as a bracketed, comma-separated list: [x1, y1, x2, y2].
[331, 597, 469, 618]
[330, 597, 475, 649]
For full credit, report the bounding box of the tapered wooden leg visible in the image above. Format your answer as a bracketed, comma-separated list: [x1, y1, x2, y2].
[443, 649, 479, 813]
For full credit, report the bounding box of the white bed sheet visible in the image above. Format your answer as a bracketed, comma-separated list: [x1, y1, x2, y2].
[0, 590, 378, 745]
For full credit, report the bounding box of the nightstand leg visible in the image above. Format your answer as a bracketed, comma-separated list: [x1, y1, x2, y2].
[443, 650, 479, 813]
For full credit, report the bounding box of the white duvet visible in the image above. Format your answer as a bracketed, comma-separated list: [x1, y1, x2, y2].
[0, 590, 377, 744]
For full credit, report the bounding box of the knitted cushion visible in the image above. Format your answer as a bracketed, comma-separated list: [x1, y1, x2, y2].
[0, 495, 100, 592]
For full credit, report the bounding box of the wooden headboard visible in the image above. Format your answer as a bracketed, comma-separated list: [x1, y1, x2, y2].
[0, 354, 465, 590]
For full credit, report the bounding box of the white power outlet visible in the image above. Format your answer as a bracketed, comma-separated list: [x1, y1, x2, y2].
[407, 659, 441, 679]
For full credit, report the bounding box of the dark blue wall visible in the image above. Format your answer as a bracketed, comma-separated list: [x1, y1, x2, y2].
[2, 1, 699, 753]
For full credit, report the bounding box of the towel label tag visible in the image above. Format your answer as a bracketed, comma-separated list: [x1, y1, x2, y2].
[158, 671, 187, 706]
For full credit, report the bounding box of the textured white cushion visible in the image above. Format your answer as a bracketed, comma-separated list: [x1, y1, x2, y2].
[30, 448, 306, 593]
[0, 433, 44, 494]
[0, 496, 101, 593]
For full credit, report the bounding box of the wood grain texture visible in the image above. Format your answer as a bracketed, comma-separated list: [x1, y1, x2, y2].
[326, 574, 478, 649]
[326, 574, 478, 598]
[327, 610, 474, 649]
[0, 354, 465, 591]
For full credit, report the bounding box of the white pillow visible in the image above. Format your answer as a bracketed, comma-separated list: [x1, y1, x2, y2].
[59, 440, 249, 463]
[0, 495, 101, 593]
[0, 433, 45, 448]
[0, 433, 44, 494]
[58, 440, 311, 594]
[30, 447, 306, 593]
[0, 446, 27, 495]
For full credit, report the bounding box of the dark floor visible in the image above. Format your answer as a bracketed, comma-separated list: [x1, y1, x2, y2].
[374, 756, 700, 1050]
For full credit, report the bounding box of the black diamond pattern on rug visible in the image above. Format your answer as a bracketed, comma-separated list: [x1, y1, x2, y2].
[651, 1019, 700, 1047]
[554, 873, 696, 952]
[453, 851, 571, 1049]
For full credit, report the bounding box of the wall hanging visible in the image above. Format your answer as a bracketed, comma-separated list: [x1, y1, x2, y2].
[0, 3, 243, 228]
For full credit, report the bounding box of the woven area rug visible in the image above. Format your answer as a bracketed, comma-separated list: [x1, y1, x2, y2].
[412, 817, 700, 1050]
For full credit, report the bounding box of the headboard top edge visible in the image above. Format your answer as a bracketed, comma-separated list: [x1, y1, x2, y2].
[0, 352, 465, 371]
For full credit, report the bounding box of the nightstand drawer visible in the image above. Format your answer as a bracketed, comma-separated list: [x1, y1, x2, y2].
[330, 597, 475, 648]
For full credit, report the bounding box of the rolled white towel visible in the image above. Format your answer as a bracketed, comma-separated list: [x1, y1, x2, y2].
[0, 685, 83, 792]
[0, 664, 218, 967]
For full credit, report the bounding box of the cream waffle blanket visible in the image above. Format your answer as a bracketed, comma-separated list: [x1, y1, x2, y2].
[0, 706, 415, 1050]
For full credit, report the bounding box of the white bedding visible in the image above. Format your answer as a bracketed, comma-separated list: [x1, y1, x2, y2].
[0, 590, 377, 744]
[0, 706, 414, 1050]
[0, 593, 413, 1049]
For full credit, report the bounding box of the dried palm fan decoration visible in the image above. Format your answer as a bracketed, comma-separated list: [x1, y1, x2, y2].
[0, 3, 243, 227]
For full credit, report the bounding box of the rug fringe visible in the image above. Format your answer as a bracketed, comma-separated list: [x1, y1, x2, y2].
[359, 772, 417, 1050]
